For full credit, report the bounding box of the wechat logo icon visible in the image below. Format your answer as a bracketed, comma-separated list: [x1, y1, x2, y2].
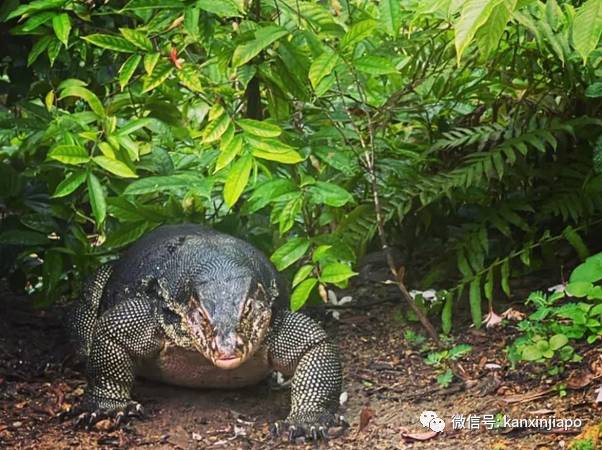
[420, 410, 446, 433]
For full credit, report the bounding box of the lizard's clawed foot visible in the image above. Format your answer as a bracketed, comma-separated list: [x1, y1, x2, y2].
[270, 410, 348, 443]
[61, 397, 144, 430]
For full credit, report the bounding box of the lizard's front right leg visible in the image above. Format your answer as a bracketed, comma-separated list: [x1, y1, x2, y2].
[76, 296, 162, 429]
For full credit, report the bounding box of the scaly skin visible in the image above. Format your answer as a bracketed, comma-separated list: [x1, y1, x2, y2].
[68, 224, 344, 440]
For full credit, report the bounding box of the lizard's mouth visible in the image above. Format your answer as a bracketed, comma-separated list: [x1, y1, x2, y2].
[185, 306, 249, 369]
[213, 356, 244, 369]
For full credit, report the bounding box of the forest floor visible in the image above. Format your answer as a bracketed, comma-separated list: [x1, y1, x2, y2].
[2, 274, 602, 450]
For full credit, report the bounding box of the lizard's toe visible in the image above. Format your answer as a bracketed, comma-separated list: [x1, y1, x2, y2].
[272, 411, 347, 443]
[65, 397, 144, 430]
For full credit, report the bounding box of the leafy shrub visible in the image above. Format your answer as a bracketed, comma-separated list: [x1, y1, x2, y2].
[509, 252, 602, 367]
[0, 0, 601, 327]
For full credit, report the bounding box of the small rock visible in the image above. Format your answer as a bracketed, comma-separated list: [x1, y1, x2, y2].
[191, 432, 203, 441]
[11, 421, 22, 428]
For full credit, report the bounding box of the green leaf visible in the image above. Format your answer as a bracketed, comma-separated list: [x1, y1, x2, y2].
[441, 293, 453, 334]
[215, 134, 243, 172]
[104, 221, 151, 249]
[47, 37, 61, 66]
[124, 174, 211, 196]
[475, 0, 515, 59]
[177, 65, 204, 92]
[98, 141, 115, 159]
[484, 267, 494, 301]
[380, 0, 402, 36]
[278, 195, 302, 235]
[51, 13, 71, 46]
[454, 0, 498, 63]
[118, 118, 154, 136]
[0, 230, 49, 246]
[549, 334, 568, 351]
[142, 62, 173, 93]
[449, 343, 473, 359]
[566, 281, 593, 298]
[59, 85, 106, 117]
[521, 344, 543, 361]
[245, 179, 297, 213]
[27, 35, 52, 67]
[586, 82, 602, 98]
[144, 52, 160, 74]
[291, 278, 318, 311]
[184, 7, 200, 36]
[93, 156, 137, 178]
[87, 173, 106, 226]
[52, 171, 86, 197]
[436, 369, 454, 387]
[293, 264, 314, 288]
[308, 182, 353, 207]
[223, 155, 253, 207]
[83, 34, 138, 53]
[7, 0, 65, 20]
[246, 136, 303, 164]
[341, 19, 377, 50]
[237, 119, 282, 137]
[119, 54, 141, 90]
[20, 11, 55, 32]
[469, 278, 482, 328]
[252, 149, 303, 164]
[203, 107, 231, 143]
[312, 245, 333, 263]
[121, 0, 184, 11]
[232, 26, 288, 67]
[48, 145, 89, 165]
[573, 0, 602, 63]
[354, 55, 399, 75]
[309, 49, 339, 88]
[271, 238, 311, 271]
[588, 286, 602, 300]
[564, 226, 589, 260]
[119, 28, 153, 51]
[197, 0, 242, 17]
[320, 262, 357, 284]
[501, 259, 511, 297]
[569, 253, 602, 284]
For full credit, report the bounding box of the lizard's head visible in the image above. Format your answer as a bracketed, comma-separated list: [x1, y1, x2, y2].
[183, 273, 274, 369]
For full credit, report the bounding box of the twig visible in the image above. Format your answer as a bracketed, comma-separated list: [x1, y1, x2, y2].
[334, 71, 440, 343]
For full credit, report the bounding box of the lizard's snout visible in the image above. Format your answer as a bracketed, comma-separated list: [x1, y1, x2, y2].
[210, 333, 246, 369]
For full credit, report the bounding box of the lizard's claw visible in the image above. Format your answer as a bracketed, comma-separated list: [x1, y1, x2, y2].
[61, 398, 144, 430]
[270, 411, 347, 443]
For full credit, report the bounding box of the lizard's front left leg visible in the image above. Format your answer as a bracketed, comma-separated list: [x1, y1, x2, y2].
[77, 296, 162, 428]
[267, 311, 345, 441]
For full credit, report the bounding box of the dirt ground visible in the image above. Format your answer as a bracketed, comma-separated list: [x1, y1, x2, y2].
[2, 279, 602, 450]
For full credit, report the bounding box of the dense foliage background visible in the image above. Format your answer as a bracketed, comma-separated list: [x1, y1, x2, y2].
[1, 0, 601, 337]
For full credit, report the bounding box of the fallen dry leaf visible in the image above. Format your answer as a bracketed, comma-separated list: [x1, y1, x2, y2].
[401, 430, 438, 441]
[566, 369, 594, 390]
[484, 310, 503, 328]
[596, 385, 602, 403]
[501, 308, 526, 321]
[93, 419, 113, 431]
[165, 15, 184, 32]
[528, 409, 555, 415]
[358, 407, 375, 433]
[502, 388, 553, 404]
